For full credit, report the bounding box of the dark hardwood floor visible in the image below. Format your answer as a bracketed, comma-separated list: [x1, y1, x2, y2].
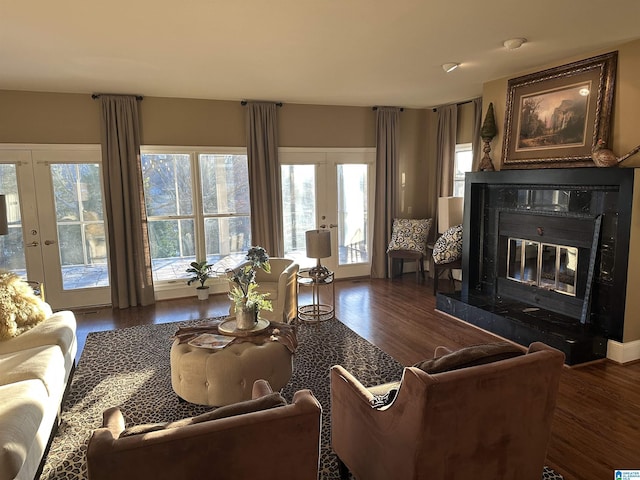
[71, 276, 640, 480]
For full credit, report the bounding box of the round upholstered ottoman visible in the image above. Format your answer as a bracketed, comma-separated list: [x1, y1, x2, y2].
[170, 339, 293, 406]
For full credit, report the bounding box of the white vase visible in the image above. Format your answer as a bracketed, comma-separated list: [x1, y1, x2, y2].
[236, 305, 258, 330]
[196, 287, 209, 301]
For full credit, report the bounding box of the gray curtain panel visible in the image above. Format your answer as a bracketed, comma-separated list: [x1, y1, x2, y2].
[371, 107, 400, 279]
[246, 102, 284, 257]
[471, 97, 483, 171]
[99, 95, 155, 308]
[436, 104, 458, 198]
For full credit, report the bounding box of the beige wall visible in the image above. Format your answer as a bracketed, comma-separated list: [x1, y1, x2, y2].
[482, 38, 640, 343]
[0, 91, 101, 144]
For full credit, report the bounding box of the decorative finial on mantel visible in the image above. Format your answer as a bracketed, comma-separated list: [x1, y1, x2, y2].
[478, 103, 497, 171]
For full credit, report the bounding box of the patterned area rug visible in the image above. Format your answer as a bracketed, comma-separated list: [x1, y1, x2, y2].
[40, 318, 564, 479]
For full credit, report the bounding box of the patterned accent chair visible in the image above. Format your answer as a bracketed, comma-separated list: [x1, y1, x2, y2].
[330, 342, 565, 480]
[386, 218, 433, 282]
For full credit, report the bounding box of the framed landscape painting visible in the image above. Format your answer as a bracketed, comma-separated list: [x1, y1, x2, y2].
[502, 52, 617, 169]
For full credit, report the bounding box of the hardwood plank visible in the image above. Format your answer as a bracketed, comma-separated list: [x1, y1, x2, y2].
[70, 275, 640, 480]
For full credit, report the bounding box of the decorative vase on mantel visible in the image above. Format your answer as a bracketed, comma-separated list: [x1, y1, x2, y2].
[236, 305, 258, 330]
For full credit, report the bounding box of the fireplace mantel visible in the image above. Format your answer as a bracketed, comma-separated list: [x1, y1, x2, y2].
[436, 168, 634, 365]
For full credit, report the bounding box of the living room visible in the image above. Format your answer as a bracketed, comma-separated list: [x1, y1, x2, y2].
[2, 2, 640, 480]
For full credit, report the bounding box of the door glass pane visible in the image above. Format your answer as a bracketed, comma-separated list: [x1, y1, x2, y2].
[0, 164, 26, 273]
[51, 164, 109, 289]
[281, 165, 316, 266]
[337, 164, 368, 265]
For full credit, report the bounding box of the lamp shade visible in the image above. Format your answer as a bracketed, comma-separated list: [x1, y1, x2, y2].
[0, 195, 8, 236]
[437, 196, 464, 234]
[305, 229, 331, 259]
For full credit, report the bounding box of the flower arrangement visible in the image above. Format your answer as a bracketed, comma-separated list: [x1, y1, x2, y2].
[228, 246, 273, 315]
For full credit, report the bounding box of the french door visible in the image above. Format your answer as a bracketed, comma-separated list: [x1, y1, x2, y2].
[0, 146, 110, 309]
[280, 148, 375, 279]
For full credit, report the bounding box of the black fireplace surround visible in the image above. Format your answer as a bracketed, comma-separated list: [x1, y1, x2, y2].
[436, 168, 634, 365]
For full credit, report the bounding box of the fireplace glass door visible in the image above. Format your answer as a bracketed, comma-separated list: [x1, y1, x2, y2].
[507, 237, 577, 296]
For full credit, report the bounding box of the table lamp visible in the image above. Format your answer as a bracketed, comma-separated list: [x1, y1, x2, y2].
[305, 229, 331, 278]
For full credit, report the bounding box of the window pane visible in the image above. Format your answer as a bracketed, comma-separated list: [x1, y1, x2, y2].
[148, 219, 195, 259]
[453, 145, 473, 198]
[281, 165, 316, 256]
[141, 154, 193, 216]
[204, 216, 251, 260]
[148, 219, 196, 281]
[338, 164, 368, 265]
[200, 154, 250, 215]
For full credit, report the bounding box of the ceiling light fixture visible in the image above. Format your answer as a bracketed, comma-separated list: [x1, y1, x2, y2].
[442, 62, 460, 73]
[503, 38, 527, 50]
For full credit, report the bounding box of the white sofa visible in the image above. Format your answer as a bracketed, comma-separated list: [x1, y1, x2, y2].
[0, 306, 77, 480]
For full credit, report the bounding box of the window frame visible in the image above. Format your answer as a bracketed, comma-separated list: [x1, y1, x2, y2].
[140, 145, 249, 291]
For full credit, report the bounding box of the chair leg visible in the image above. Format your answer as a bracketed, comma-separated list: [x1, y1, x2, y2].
[337, 457, 350, 480]
[433, 267, 438, 295]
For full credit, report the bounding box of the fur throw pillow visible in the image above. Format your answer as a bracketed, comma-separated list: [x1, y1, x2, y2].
[0, 271, 49, 340]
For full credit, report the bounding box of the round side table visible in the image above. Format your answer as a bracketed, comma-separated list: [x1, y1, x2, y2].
[297, 268, 335, 322]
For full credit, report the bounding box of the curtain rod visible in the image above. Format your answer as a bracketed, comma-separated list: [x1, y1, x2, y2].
[92, 94, 144, 101]
[432, 99, 473, 112]
[241, 100, 283, 107]
[372, 106, 404, 112]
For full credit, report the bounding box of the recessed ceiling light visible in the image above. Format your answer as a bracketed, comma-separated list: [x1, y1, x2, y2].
[442, 62, 460, 73]
[503, 38, 527, 50]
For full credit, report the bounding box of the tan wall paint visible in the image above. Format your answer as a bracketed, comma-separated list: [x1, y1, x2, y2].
[141, 97, 245, 146]
[279, 103, 375, 147]
[482, 38, 640, 342]
[626, 171, 640, 341]
[0, 90, 101, 144]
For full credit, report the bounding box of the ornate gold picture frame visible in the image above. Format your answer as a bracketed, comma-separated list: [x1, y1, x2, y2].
[501, 51, 617, 169]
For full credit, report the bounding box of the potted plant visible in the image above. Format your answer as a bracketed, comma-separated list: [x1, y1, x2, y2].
[186, 260, 213, 300]
[228, 246, 273, 329]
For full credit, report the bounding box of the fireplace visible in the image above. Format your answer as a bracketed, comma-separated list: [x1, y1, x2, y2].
[436, 168, 634, 364]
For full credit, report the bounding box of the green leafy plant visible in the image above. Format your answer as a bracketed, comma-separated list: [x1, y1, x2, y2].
[186, 260, 213, 289]
[228, 246, 273, 313]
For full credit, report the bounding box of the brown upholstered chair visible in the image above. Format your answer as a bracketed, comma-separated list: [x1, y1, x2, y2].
[87, 380, 322, 480]
[330, 342, 565, 480]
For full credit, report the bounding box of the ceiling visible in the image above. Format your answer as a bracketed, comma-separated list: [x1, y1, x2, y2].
[2, 0, 640, 109]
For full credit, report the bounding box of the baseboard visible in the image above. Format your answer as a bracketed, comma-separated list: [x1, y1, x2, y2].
[607, 339, 640, 363]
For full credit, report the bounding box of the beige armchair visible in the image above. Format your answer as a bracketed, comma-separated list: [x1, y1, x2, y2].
[229, 257, 299, 324]
[330, 342, 565, 480]
[87, 380, 321, 480]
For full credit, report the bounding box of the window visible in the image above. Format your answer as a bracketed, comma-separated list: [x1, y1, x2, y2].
[141, 149, 250, 282]
[453, 143, 473, 197]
